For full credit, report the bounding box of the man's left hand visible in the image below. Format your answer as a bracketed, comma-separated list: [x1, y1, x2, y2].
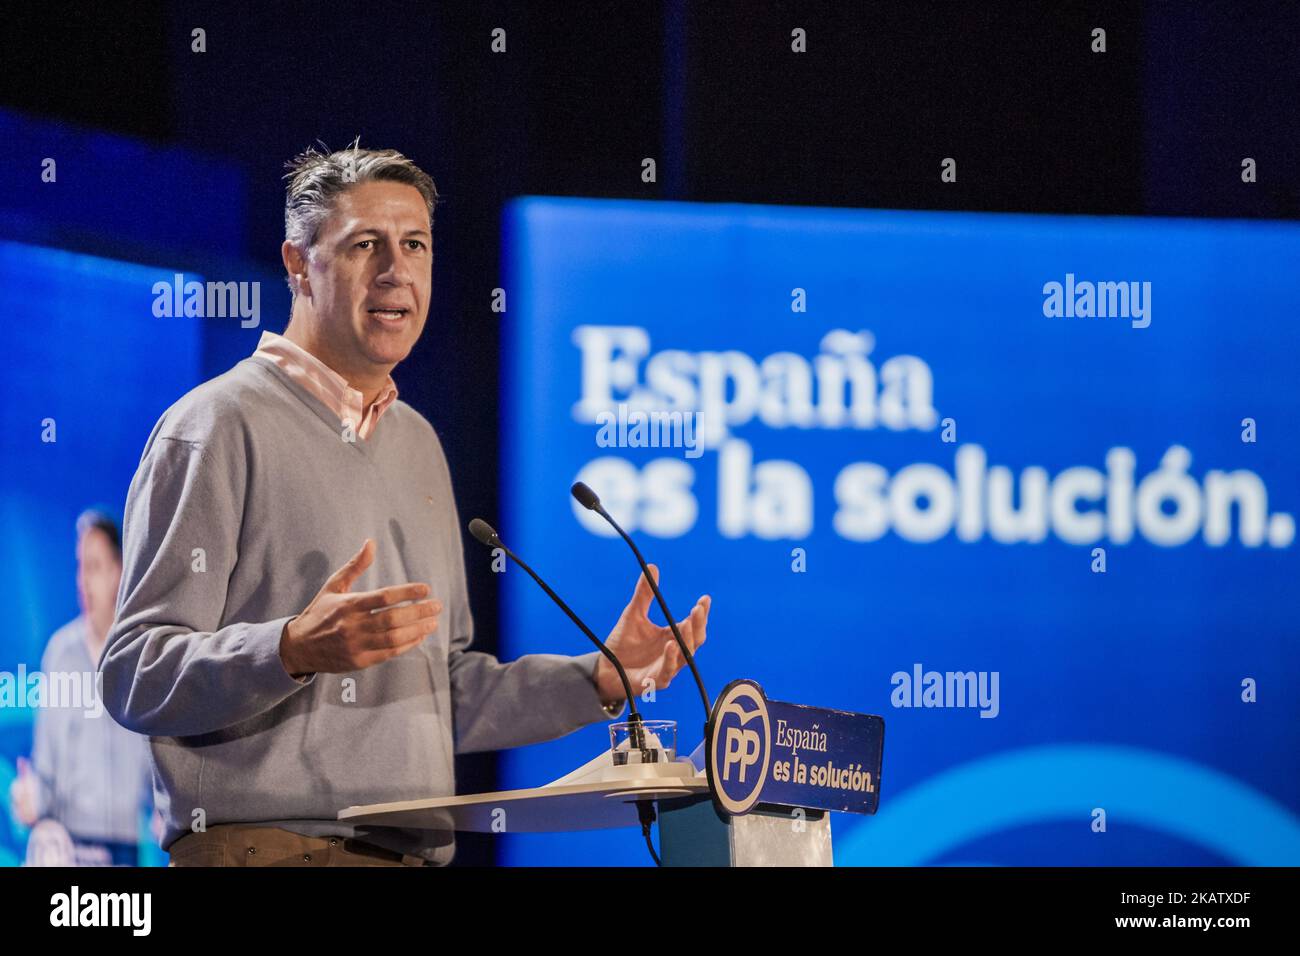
[595, 564, 710, 707]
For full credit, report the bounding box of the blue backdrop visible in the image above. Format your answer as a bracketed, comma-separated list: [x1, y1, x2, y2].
[0, 242, 205, 866]
[498, 198, 1300, 866]
[0, 110, 261, 866]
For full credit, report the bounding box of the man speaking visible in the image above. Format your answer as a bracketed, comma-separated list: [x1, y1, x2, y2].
[100, 144, 711, 867]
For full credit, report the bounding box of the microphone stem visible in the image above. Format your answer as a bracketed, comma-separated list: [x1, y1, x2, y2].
[597, 506, 712, 718]
[496, 541, 644, 735]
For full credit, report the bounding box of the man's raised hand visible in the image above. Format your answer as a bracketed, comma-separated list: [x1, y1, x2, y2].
[594, 564, 710, 705]
[278, 539, 441, 676]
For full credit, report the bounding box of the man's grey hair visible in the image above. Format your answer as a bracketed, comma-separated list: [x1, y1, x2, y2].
[282, 140, 439, 292]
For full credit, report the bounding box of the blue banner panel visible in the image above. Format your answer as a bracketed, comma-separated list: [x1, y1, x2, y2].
[0, 242, 201, 866]
[500, 198, 1300, 866]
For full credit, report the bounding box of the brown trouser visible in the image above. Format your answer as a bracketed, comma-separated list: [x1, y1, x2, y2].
[167, 824, 434, 867]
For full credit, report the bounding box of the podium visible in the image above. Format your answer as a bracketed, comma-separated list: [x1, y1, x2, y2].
[338, 742, 834, 866]
[341, 677, 879, 865]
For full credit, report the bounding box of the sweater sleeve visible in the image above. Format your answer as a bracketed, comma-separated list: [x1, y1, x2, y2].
[450, 643, 619, 755]
[423, 430, 616, 755]
[99, 432, 314, 738]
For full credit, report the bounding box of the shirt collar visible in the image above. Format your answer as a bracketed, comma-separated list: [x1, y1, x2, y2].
[254, 331, 398, 436]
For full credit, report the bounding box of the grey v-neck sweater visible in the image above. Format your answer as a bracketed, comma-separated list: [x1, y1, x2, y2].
[100, 354, 613, 864]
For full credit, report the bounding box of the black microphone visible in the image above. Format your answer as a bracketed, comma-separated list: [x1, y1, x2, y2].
[467, 518, 646, 740]
[471, 518, 668, 863]
[570, 482, 711, 724]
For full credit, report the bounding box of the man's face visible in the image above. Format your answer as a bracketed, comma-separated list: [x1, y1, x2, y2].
[298, 180, 432, 375]
[76, 528, 121, 632]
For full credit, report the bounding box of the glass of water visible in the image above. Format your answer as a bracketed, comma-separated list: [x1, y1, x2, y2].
[610, 719, 677, 765]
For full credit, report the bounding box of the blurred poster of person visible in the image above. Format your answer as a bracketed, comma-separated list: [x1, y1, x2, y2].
[8, 510, 156, 865]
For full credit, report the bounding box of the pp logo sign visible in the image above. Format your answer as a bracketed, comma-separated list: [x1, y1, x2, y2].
[724, 725, 761, 782]
[706, 679, 772, 815]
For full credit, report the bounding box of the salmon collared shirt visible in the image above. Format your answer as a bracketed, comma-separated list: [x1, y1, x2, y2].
[249, 330, 622, 714]
[253, 331, 398, 441]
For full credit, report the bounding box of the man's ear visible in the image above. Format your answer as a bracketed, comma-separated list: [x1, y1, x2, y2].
[281, 240, 310, 298]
